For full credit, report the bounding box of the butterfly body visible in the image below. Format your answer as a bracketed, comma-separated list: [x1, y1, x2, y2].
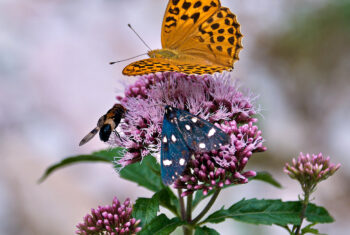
[161, 105, 230, 185]
[148, 49, 179, 59]
[79, 104, 126, 146]
[123, 0, 243, 76]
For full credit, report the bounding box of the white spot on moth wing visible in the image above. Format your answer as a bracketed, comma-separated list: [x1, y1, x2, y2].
[179, 158, 186, 166]
[191, 117, 198, 123]
[163, 159, 172, 166]
[208, 128, 216, 137]
[185, 124, 191, 130]
[171, 134, 177, 142]
[163, 136, 168, 143]
[175, 171, 178, 175]
[199, 143, 206, 149]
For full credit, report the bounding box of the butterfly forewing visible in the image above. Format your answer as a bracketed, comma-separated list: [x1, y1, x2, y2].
[174, 108, 230, 152]
[178, 7, 243, 68]
[161, 110, 192, 185]
[161, 0, 221, 48]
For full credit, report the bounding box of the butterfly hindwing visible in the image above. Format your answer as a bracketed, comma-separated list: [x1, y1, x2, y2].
[174, 108, 230, 152]
[122, 58, 179, 76]
[161, 109, 192, 185]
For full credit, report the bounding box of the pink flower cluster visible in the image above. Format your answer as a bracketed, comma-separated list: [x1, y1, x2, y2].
[284, 152, 340, 191]
[76, 197, 141, 235]
[114, 72, 266, 194]
[175, 120, 264, 196]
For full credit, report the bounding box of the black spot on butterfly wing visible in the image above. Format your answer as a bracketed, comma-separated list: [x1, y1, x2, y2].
[175, 109, 230, 152]
[161, 110, 191, 185]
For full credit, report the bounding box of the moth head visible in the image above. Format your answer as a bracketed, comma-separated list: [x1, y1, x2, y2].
[164, 105, 177, 119]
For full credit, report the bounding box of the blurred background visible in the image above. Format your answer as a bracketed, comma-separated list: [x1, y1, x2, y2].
[0, 0, 349, 234]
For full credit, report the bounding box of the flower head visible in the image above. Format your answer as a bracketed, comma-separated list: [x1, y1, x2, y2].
[284, 152, 340, 193]
[76, 197, 141, 235]
[114, 72, 266, 195]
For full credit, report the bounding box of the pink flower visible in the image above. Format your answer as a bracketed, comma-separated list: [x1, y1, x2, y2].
[76, 197, 141, 235]
[114, 72, 266, 194]
[284, 152, 340, 192]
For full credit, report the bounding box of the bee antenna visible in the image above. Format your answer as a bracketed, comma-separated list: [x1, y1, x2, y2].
[127, 24, 152, 51]
[109, 53, 148, 65]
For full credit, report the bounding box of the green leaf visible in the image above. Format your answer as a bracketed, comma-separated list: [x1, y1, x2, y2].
[139, 214, 184, 235]
[195, 226, 220, 235]
[38, 147, 124, 183]
[305, 204, 334, 223]
[132, 197, 159, 227]
[192, 171, 282, 208]
[202, 199, 334, 226]
[301, 223, 322, 234]
[119, 156, 164, 192]
[153, 188, 179, 216]
[251, 171, 282, 188]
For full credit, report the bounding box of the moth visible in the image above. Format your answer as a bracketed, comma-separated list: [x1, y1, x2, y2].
[79, 104, 126, 146]
[161, 105, 230, 185]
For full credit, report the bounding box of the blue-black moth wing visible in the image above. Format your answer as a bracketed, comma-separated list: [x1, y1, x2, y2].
[174, 108, 230, 152]
[161, 113, 193, 186]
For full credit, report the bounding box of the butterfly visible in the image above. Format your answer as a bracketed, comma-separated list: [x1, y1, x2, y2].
[123, 0, 243, 76]
[161, 105, 230, 185]
[79, 104, 126, 146]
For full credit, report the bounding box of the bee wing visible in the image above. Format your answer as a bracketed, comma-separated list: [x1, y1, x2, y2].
[79, 127, 100, 146]
[97, 116, 106, 128]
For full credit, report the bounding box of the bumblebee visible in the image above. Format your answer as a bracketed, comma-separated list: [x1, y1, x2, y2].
[79, 104, 126, 146]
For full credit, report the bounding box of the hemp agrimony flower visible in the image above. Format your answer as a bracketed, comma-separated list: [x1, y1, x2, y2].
[284, 152, 340, 235]
[284, 152, 340, 194]
[114, 72, 266, 195]
[76, 197, 141, 235]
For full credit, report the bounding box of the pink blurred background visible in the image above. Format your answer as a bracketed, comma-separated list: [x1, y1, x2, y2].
[0, 0, 349, 234]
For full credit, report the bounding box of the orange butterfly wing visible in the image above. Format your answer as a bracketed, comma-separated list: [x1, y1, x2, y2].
[161, 0, 221, 48]
[176, 7, 243, 68]
[122, 58, 228, 75]
[122, 58, 179, 75]
[123, 0, 243, 76]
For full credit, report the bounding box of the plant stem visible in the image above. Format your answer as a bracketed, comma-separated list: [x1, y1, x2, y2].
[178, 189, 192, 235]
[295, 191, 310, 235]
[178, 189, 186, 220]
[192, 188, 221, 225]
[186, 194, 193, 222]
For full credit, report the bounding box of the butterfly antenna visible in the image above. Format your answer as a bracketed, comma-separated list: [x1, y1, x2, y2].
[128, 24, 152, 51]
[109, 53, 148, 65]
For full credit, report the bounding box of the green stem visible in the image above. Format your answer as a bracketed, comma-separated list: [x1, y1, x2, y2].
[192, 188, 221, 225]
[178, 189, 186, 220]
[186, 194, 193, 222]
[178, 189, 192, 235]
[295, 191, 310, 235]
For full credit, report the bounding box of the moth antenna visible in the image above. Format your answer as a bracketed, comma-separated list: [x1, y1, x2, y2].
[110, 53, 148, 65]
[128, 23, 152, 51]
